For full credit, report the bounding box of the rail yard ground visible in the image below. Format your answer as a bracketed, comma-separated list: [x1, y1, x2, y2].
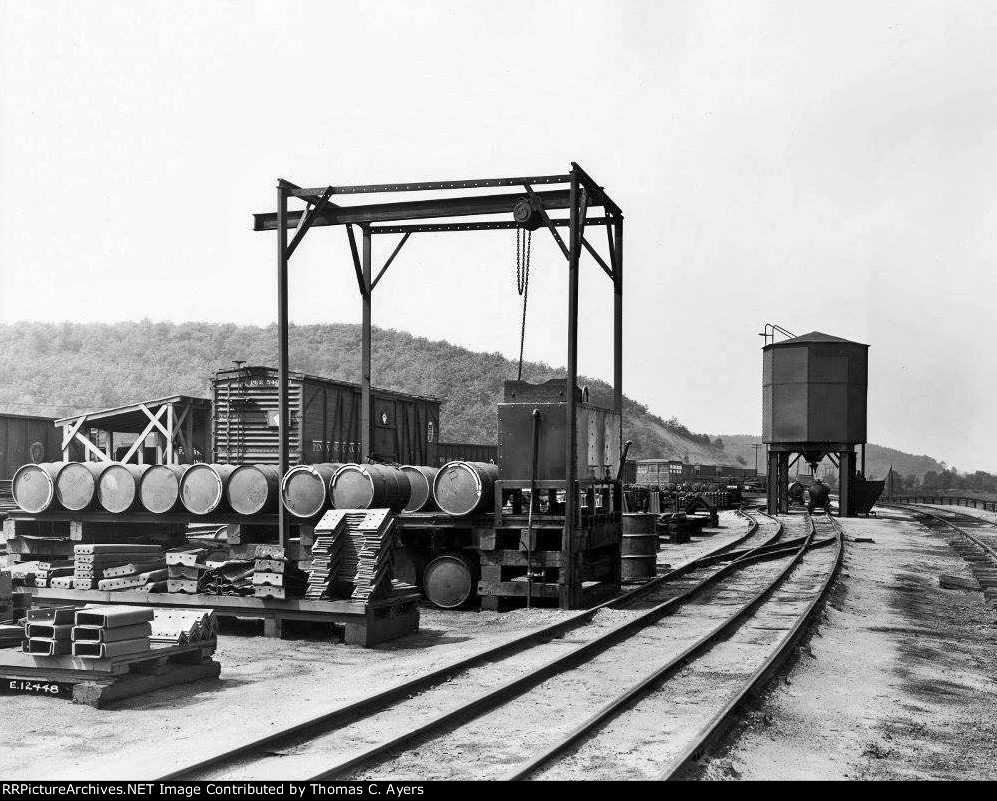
[695, 506, 997, 781]
[0, 507, 994, 780]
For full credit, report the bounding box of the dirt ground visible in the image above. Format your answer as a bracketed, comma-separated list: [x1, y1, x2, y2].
[695, 506, 997, 780]
[0, 513, 751, 780]
[3, 506, 992, 781]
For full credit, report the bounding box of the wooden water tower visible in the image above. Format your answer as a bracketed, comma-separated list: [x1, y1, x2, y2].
[762, 331, 869, 516]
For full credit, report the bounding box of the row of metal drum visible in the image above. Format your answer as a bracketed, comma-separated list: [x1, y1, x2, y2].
[12, 460, 501, 519]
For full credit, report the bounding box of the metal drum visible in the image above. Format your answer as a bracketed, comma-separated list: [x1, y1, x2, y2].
[280, 463, 342, 519]
[180, 463, 236, 515]
[432, 461, 499, 517]
[621, 513, 658, 581]
[98, 463, 148, 514]
[423, 552, 479, 608]
[330, 464, 411, 512]
[54, 461, 110, 512]
[400, 465, 439, 512]
[12, 462, 69, 513]
[393, 547, 424, 587]
[227, 464, 281, 515]
[139, 464, 188, 514]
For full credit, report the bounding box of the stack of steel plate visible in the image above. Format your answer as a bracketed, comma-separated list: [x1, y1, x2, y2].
[71, 605, 154, 658]
[28, 560, 74, 588]
[150, 609, 218, 644]
[72, 545, 164, 591]
[166, 548, 211, 594]
[252, 544, 289, 600]
[306, 510, 350, 599]
[22, 606, 77, 655]
[349, 509, 396, 602]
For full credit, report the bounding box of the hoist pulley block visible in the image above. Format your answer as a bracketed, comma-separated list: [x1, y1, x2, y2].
[512, 197, 543, 231]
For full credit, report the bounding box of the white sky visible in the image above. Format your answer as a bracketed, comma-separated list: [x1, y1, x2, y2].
[2, 1, 995, 471]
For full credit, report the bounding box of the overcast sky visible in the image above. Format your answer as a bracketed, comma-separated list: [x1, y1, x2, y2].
[2, 1, 995, 471]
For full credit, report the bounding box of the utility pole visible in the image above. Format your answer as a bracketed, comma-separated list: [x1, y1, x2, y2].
[752, 443, 764, 477]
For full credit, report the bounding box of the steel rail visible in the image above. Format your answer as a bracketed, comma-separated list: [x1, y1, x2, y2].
[503, 514, 834, 780]
[304, 516, 793, 781]
[657, 513, 844, 780]
[153, 509, 770, 779]
[884, 503, 997, 562]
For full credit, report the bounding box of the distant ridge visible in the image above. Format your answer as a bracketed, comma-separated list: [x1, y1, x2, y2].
[0, 320, 737, 465]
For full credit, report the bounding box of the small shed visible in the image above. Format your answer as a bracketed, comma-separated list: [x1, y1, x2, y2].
[55, 395, 212, 465]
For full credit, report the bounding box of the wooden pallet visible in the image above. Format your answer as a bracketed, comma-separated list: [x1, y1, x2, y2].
[0, 638, 219, 708]
[26, 586, 421, 646]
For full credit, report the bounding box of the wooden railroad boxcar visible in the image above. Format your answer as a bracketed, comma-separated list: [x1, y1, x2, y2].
[436, 441, 498, 466]
[211, 366, 441, 466]
[634, 459, 685, 486]
[0, 412, 60, 481]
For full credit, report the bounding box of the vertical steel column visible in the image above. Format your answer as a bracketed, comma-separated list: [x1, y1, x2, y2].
[766, 451, 779, 514]
[562, 170, 581, 609]
[276, 183, 289, 547]
[839, 448, 855, 517]
[612, 217, 623, 593]
[613, 218, 623, 463]
[361, 227, 372, 461]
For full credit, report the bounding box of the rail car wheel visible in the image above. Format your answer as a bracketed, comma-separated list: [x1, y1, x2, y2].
[423, 552, 479, 609]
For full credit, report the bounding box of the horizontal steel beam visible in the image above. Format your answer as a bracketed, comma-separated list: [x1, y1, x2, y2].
[369, 216, 613, 235]
[288, 175, 571, 198]
[253, 189, 594, 231]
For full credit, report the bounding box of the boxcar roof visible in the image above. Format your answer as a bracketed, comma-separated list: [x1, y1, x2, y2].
[213, 365, 441, 405]
[0, 411, 57, 423]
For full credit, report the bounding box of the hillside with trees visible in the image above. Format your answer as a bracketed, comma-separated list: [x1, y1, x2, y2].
[0, 321, 735, 464]
[2, 321, 976, 485]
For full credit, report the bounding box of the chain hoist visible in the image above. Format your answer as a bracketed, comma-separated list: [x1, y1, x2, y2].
[514, 226, 533, 381]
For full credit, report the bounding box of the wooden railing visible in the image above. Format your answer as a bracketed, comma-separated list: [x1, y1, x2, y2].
[885, 495, 997, 513]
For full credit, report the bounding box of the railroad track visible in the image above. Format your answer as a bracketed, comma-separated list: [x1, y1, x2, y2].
[884, 503, 997, 562]
[141, 508, 841, 781]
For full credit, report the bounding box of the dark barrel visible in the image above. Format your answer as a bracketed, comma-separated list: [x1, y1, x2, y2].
[97, 463, 148, 514]
[330, 464, 411, 512]
[139, 464, 188, 514]
[432, 461, 499, 517]
[12, 462, 69, 513]
[393, 547, 424, 588]
[54, 461, 111, 512]
[280, 463, 342, 519]
[180, 463, 236, 515]
[621, 513, 658, 581]
[400, 465, 439, 512]
[227, 464, 281, 515]
[423, 552, 479, 608]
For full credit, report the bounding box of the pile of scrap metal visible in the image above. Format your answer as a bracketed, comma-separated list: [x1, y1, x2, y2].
[166, 547, 254, 596]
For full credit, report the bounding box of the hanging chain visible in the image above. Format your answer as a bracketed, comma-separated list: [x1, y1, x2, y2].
[515, 227, 532, 380]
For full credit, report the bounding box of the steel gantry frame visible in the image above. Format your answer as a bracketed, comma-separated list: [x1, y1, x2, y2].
[253, 163, 623, 605]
